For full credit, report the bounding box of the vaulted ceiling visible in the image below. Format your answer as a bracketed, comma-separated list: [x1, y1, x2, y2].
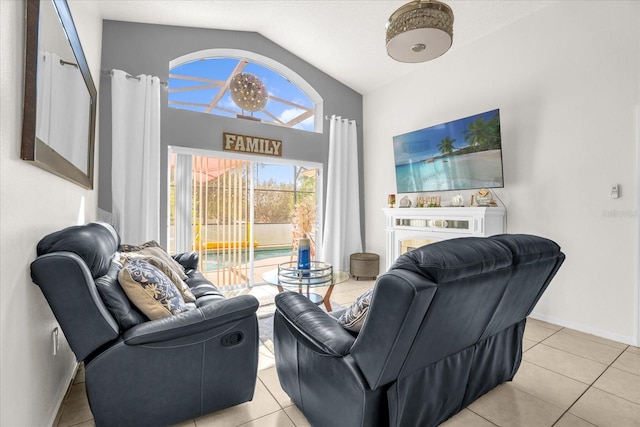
[77, 0, 556, 95]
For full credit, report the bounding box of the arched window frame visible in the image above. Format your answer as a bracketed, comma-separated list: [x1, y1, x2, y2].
[169, 49, 323, 133]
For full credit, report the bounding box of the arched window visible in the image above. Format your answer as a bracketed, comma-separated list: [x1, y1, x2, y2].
[169, 49, 322, 133]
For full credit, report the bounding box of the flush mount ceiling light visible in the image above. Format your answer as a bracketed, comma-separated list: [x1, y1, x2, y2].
[386, 0, 454, 63]
[230, 72, 268, 112]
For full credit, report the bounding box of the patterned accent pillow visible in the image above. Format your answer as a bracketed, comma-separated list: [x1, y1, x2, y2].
[95, 254, 147, 330]
[119, 253, 195, 303]
[118, 258, 191, 320]
[122, 245, 188, 280]
[338, 288, 374, 332]
[120, 240, 161, 252]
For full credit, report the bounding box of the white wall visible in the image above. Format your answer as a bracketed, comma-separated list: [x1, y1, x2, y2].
[0, 1, 103, 425]
[364, 1, 639, 345]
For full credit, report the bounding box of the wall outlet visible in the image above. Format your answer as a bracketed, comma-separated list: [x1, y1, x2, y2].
[52, 327, 59, 356]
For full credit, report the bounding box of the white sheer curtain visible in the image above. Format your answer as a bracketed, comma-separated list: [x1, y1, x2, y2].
[320, 115, 362, 271]
[111, 70, 161, 244]
[173, 153, 193, 253]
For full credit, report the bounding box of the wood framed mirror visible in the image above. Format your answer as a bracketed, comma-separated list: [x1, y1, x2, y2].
[21, 0, 97, 189]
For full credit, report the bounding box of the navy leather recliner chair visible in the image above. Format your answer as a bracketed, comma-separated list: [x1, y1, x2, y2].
[273, 234, 565, 427]
[30, 222, 259, 427]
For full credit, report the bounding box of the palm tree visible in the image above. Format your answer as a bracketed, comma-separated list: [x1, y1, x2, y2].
[438, 136, 456, 155]
[485, 114, 501, 149]
[462, 113, 501, 151]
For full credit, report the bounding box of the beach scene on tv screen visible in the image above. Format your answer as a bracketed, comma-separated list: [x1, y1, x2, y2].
[393, 109, 504, 193]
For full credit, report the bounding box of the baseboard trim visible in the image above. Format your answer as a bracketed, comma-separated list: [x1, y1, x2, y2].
[50, 362, 80, 427]
[530, 311, 637, 346]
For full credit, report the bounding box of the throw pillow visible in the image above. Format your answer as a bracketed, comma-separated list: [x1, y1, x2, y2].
[122, 245, 188, 280]
[119, 253, 196, 303]
[338, 288, 374, 332]
[118, 258, 191, 320]
[95, 254, 147, 330]
[120, 240, 161, 252]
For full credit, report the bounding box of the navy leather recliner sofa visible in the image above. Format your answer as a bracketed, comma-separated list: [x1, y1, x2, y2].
[273, 234, 565, 427]
[30, 222, 259, 427]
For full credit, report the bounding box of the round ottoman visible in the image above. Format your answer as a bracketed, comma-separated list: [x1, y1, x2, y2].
[350, 253, 380, 280]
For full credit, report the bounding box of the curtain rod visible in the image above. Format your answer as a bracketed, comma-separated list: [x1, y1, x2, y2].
[102, 69, 168, 86]
[324, 115, 356, 124]
[59, 59, 78, 68]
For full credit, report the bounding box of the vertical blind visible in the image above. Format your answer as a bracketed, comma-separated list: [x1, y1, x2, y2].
[194, 156, 251, 291]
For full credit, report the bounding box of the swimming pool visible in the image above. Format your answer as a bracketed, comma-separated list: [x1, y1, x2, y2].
[202, 247, 292, 271]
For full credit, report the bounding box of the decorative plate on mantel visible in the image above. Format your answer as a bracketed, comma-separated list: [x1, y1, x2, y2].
[399, 196, 412, 208]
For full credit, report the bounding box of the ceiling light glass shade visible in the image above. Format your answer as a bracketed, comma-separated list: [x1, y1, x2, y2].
[230, 72, 268, 112]
[386, 0, 454, 63]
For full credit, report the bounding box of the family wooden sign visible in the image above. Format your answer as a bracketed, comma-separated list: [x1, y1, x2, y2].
[223, 132, 282, 157]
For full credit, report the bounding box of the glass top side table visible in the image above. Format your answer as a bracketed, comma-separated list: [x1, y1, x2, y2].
[262, 261, 349, 312]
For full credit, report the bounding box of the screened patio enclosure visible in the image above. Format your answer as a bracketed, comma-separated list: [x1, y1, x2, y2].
[169, 150, 320, 291]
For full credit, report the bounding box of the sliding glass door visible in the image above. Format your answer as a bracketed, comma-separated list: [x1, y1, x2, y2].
[169, 149, 320, 290]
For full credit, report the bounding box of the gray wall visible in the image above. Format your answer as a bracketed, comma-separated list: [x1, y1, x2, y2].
[99, 20, 364, 246]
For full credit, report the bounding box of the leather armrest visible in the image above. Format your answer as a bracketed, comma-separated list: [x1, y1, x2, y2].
[275, 291, 355, 357]
[172, 251, 199, 270]
[123, 295, 258, 345]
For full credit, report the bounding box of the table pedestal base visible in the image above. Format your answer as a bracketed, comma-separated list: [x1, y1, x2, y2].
[276, 285, 334, 311]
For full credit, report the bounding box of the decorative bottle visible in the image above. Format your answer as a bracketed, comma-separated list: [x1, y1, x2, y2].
[297, 234, 311, 277]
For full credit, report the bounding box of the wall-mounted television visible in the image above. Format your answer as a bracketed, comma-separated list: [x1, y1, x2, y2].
[393, 109, 504, 193]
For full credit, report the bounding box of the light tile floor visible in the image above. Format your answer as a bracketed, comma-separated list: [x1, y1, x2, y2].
[55, 279, 640, 427]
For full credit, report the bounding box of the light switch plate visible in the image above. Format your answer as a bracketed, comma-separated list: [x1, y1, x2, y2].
[611, 184, 619, 199]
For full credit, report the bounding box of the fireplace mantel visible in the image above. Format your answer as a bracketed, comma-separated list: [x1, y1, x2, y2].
[384, 207, 506, 270]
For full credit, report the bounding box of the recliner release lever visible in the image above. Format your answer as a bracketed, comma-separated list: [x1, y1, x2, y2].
[222, 331, 244, 347]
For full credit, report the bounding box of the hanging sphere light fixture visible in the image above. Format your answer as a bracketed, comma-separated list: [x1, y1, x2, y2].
[229, 72, 269, 112]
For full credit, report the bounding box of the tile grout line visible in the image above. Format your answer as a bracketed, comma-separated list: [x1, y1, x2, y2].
[542, 330, 629, 364]
[235, 408, 297, 427]
[464, 407, 501, 426]
[523, 323, 564, 347]
[589, 347, 640, 407]
[560, 328, 631, 351]
[522, 325, 566, 364]
[464, 326, 566, 426]
[549, 343, 632, 426]
[519, 355, 594, 388]
[257, 375, 294, 412]
[523, 326, 591, 427]
[523, 325, 621, 387]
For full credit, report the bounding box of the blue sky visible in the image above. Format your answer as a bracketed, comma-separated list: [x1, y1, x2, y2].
[255, 163, 296, 187]
[169, 58, 314, 131]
